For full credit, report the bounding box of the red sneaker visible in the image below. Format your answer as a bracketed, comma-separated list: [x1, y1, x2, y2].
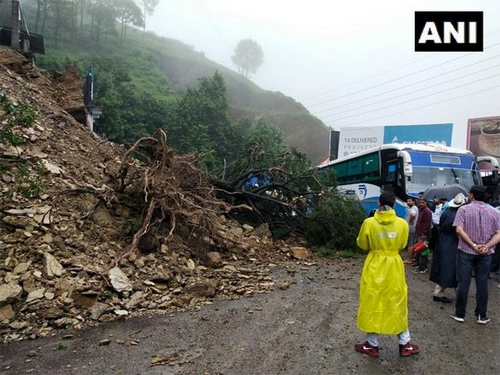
[399, 342, 420, 357]
[354, 341, 379, 357]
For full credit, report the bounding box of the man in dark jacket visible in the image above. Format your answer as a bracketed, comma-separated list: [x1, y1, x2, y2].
[415, 198, 432, 273]
[430, 193, 466, 303]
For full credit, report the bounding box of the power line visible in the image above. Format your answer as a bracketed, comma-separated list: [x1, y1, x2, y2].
[304, 28, 500, 104]
[313, 55, 500, 116]
[326, 84, 500, 128]
[324, 72, 500, 123]
[190, 0, 235, 54]
[318, 61, 500, 119]
[306, 39, 500, 109]
[300, 52, 441, 103]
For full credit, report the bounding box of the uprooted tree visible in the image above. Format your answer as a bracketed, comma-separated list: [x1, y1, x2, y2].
[209, 146, 366, 251]
[51, 126, 364, 283]
[50, 129, 251, 277]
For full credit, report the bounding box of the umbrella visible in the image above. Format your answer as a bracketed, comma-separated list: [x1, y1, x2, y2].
[421, 184, 469, 203]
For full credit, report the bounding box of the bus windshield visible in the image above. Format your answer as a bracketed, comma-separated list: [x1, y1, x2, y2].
[406, 166, 481, 196]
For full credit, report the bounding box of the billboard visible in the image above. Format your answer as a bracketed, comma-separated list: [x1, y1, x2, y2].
[338, 126, 384, 157]
[467, 116, 500, 170]
[338, 123, 453, 158]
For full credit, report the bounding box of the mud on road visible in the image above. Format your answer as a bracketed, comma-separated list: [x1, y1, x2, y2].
[2, 254, 500, 375]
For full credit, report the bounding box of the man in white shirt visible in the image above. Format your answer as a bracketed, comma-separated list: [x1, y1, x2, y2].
[404, 197, 419, 264]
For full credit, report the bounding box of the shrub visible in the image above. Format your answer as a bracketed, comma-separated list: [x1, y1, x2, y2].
[304, 191, 365, 252]
[15, 162, 44, 198]
[0, 92, 36, 146]
[316, 246, 335, 258]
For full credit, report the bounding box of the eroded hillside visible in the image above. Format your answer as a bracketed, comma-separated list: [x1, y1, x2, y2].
[0, 48, 314, 343]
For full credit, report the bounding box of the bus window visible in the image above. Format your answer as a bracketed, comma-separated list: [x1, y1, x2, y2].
[382, 162, 401, 193]
[333, 162, 347, 182]
[348, 159, 362, 176]
[385, 163, 397, 182]
[363, 154, 379, 173]
[362, 153, 380, 181]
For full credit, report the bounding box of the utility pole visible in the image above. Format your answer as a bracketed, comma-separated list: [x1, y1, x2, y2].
[11, 0, 20, 50]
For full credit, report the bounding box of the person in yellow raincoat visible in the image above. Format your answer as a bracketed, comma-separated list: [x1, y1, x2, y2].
[354, 191, 420, 358]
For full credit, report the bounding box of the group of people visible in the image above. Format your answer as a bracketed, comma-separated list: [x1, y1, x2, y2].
[353, 186, 500, 358]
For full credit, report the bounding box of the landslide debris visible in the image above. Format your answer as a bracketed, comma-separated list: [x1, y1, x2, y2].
[0, 47, 315, 343]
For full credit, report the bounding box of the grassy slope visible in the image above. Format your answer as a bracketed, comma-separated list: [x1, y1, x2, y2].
[140, 31, 330, 164]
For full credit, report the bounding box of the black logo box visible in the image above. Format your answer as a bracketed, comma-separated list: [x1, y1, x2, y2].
[415, 11, 483, 52]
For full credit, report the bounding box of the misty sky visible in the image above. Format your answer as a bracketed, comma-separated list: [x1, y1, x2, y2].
[147, 0, 500, 149]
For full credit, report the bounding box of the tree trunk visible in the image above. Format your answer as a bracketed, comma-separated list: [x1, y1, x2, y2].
[41, 0, 48, 35]
[53, 0, 60, 47]
[79, 0, 85, 35]
[120, 18, 124, 44]
[34, 0, 42, 33]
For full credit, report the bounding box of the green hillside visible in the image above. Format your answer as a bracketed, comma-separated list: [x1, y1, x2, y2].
[6, 1, 330, 165]
[126, 32, 330, 164]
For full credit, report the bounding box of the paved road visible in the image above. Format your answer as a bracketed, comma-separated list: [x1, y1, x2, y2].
[1, 257, 500, 375]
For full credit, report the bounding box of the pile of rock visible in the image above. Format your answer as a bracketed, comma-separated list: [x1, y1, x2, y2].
[0, 207, 311, 343]
[0, 48, 314, 343]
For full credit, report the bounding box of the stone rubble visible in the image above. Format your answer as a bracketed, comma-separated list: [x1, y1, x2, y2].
[0, 47, 316, 344]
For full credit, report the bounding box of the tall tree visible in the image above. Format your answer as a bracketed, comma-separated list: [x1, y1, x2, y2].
[78, 0, 88, 34]
[67, 0, 78, 38]
[40, 0, 50, 35]
[34, 0, 45, 33]
[245, 118, 287, 168]
[168, 71, 240, 170]
[231, 39, 264, 78]
[51, 0, 74, 46]
[65, 0, 85, 38]
[88, 0, 119, 45]
[135, 0, 159, 32]
[116, 0, 143, 44]
[91, 56, 171, 143]
[226, 117, 311, 178]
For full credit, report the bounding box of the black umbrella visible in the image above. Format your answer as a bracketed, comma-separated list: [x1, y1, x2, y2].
[421, 184, 469, 203]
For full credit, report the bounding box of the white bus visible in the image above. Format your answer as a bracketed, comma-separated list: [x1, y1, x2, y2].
[321, 143, 483, 217]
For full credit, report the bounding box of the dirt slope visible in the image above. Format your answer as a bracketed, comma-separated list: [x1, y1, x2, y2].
[0, 47, 308, 344]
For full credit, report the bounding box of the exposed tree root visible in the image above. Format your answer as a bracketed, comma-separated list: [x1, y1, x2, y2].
[50, 129, 252, 278]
